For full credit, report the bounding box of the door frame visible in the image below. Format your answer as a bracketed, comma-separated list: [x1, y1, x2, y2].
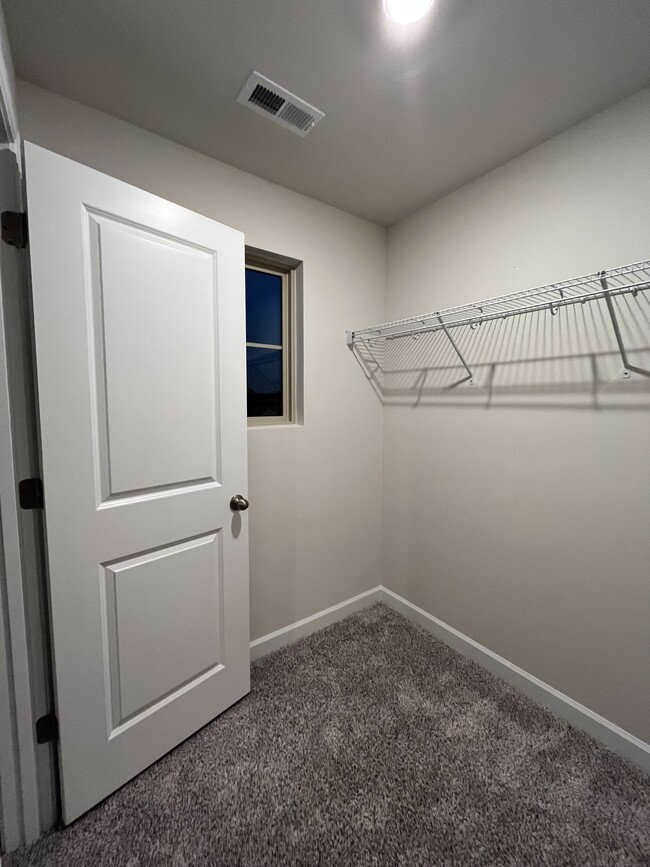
[0, 7, 58, 853]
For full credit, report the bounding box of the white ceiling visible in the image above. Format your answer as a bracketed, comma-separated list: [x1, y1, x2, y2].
[4, 0, 650, 225]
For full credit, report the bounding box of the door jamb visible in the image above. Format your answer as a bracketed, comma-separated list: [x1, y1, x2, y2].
[0, 7, 58, 853]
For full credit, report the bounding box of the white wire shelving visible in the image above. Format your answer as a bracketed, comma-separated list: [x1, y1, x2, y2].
[346, 260, 650, 393]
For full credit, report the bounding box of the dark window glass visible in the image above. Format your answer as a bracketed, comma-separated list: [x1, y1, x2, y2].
[245, 269, 282, 346]
[246, 347, 283, 417]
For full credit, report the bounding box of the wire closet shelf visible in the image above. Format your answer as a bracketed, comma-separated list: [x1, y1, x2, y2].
[346, 259, 650, 386]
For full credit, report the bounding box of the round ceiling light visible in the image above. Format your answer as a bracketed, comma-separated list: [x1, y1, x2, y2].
[383, 0, 434, 25]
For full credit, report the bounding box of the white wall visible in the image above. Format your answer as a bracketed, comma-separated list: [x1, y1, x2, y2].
[16, 80, 386, 642]
[384, 88, 650, 742]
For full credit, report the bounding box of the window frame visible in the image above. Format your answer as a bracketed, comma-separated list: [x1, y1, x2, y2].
[245, 252, 296, 426]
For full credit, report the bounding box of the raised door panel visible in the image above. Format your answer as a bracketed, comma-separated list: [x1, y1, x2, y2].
[87, 212, 220, 501]
[102, 531, 223, 729]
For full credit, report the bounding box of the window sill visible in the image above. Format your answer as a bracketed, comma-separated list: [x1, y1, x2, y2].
[247, 422, 303, 431]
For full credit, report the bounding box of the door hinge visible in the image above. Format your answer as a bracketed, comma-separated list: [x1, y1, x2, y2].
[19, 478, 44, 510]
[36, 711, 59, 744]
[1, 210, 28, 248]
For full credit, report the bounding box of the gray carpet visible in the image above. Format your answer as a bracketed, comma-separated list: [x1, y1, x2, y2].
[7, 604, 650, 866]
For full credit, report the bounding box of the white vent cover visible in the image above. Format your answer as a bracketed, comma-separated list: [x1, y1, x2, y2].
[237, 71, 325, 137]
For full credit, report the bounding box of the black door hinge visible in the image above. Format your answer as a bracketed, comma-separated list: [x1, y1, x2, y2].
[1, 211, 28, 248]
[19, 478, 44, 510]
[36, 711, 59, 744]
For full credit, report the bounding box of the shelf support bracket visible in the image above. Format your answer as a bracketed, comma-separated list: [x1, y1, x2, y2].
[438, 317, 477, 386]
[600, 275, 650, 380]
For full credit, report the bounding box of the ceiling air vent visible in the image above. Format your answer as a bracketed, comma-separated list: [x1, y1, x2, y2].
[237, 72, 324, 137]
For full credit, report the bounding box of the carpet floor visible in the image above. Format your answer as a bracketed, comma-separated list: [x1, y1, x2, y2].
[7, 604, 650, 866]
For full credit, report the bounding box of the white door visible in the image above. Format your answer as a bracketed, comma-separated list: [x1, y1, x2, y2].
[24, 143, 250, 824]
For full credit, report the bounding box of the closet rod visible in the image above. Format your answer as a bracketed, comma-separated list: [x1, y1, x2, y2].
[346, 259, 650, 346]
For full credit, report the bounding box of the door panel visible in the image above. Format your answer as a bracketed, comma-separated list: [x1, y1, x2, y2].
[88, 212, 219, 497]
[103, 530, 223, 727]
[25, 143, 250, 823]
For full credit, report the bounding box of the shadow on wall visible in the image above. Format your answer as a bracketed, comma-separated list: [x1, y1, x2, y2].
[352, 289, 650, 411]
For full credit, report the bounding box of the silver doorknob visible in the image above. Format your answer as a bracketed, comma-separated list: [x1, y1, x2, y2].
[230, 494, 249, 511]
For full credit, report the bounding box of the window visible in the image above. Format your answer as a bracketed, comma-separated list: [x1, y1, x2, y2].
[245, 251, 298, 425]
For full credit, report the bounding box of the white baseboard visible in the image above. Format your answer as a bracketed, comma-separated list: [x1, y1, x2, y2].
[379, 586, 650, 774]
[250, 586, 381, 661]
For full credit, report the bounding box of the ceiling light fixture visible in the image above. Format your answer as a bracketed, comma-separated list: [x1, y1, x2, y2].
[383, 0, 434, 25]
